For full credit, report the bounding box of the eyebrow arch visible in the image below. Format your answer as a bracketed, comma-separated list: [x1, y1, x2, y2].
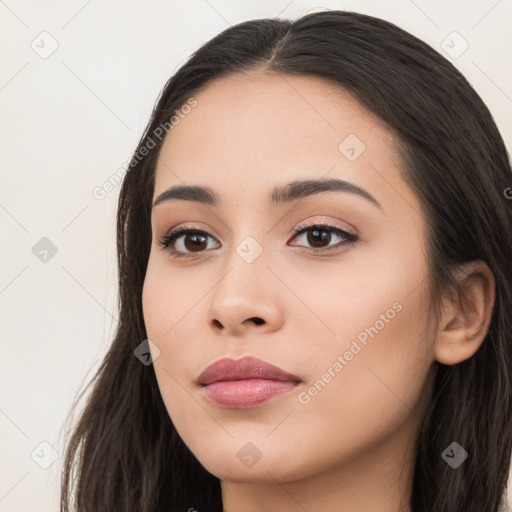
[152, 177, 382, 210]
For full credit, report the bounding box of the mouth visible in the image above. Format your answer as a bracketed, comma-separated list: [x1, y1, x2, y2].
[196, 355, 302, 409]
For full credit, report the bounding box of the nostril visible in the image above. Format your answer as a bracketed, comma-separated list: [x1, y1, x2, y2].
[248, 317, 265, 325]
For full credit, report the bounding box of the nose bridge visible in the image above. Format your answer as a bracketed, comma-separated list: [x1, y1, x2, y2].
[217, 230, 271, 299]
[222, 209, 270, 269]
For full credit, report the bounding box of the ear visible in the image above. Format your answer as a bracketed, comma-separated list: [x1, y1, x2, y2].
[433, 260, 495, 365]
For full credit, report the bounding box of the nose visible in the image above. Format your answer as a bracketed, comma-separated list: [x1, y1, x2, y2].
[206, 255, 285, 337]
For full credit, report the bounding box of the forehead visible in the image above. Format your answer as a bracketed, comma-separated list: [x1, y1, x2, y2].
[157, 71, 385, 166]
[153, 71, 419, 219]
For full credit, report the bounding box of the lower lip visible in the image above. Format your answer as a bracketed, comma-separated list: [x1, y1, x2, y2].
[201, 379, 299, 409]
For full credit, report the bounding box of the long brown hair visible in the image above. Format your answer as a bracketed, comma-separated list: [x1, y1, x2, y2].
[61, 10, 512, 511]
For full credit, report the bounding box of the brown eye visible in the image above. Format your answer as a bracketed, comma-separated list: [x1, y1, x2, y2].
[182, 232, 208, 252]
[159, 228, 220, 258]
[290, 223, 358, 252]
[305, 228, 332, 248]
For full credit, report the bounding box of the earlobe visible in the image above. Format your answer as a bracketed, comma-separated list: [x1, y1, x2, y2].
[433, 260, 495, 366]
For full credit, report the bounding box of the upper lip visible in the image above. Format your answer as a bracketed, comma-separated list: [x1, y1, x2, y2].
[197, 356, 302, 386]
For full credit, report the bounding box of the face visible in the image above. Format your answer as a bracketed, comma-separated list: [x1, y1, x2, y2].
[142, 71, 436, 483]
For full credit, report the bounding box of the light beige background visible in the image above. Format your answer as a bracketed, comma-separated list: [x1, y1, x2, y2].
[1, 1, 511, 510]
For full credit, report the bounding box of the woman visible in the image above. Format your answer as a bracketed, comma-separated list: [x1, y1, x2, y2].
[60, 9, 512, 512]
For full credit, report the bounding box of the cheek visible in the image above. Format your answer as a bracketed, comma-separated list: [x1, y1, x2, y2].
[142, 254, 202, 340]
[296, 236, 429, 360]
[277, 294, 432, 476]
[309, 277, 432, 430]
[141, 258, 208, 406]
[292, 242, 433, 431]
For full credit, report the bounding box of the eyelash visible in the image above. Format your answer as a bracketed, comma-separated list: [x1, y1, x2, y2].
[158, 222, 359, 259]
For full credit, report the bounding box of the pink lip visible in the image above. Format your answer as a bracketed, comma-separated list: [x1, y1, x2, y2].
[197, 356, 301, 409]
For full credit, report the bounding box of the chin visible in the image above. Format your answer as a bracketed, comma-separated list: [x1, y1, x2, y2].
[191, 443, 312, 484]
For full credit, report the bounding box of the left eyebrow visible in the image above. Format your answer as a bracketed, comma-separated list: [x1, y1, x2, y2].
[152, 177, 382, 210]
[270, 177, 382, 210]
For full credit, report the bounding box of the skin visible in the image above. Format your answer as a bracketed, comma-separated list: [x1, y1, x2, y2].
[142, 70, 495, 511]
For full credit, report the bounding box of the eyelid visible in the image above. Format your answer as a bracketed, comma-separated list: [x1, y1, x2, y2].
[163, 222, 221, 240]
[292, 218, 357, 238]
